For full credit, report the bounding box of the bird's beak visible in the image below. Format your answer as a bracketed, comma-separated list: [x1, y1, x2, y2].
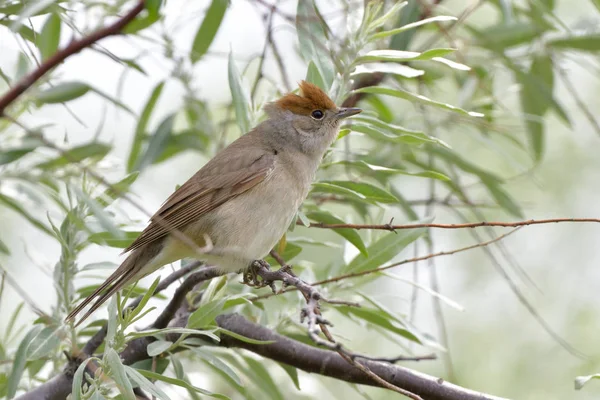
[336, 107, 362, 119]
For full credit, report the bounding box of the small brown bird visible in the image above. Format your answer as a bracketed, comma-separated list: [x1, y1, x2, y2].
[66, 81, 361, 325]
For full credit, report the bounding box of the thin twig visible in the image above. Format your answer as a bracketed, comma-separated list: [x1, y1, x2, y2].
[301, 217, 600, 231]
[253, 228, 522, 301]
[0, 1, 145, 116]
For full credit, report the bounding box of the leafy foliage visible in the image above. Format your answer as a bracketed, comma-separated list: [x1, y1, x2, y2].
[0, 0, 598, 399]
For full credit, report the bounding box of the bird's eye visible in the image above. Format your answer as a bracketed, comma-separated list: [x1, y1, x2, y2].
[311, 110, 324, 119]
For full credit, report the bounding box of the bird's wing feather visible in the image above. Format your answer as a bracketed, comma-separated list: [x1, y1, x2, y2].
[124, 147, 275, 253]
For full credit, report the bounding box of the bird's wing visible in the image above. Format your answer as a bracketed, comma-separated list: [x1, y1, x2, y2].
[124, 146, 275, 253]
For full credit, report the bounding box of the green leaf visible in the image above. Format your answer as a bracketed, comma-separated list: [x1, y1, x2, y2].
[0, 146, 37, 165]
[147, 340, 173, 357]
[305, 211, 367, 256]
[7, 326, 42, 399]
[575, 373, 600, 390]
[305, 61, 327, 90]
[0, 193, 53, 236]
[352, 115, 450, 147]
[356, 48, 456, 63]
[192, 348, 242, 386]
[136, 369, 230, 399]
[355, 86, 484, 117]
[72, 357, 98, 400]
[0, 237, 9, 254]
[191, 0, 228, 63]
[35, 81, 90, 104]
[127, 328, 219, 341]
[217, 328, 275, 345]
[311, 182, 374, 205]
[371, 15, 457, 39]
[73, 187, 122, 238]
[591, 0, 600, 12]
[26, 326, 62, 360]
[135, 113, 175, 171]
[128, 81, 165, 172]
[278, 363, 300, 390]
[35, 142, 110, 170]
[125, 366, 170, 400]
[264, 242, 302, 265]
[336, 305, 420, 343]
[88, 230, 139, 248]
[351, 63, 424, 78]
[187, 299, 226, 329]
[321, 180, 398, 203]
[105, 348, 135, 400]
[345, 222, 427, 273]
[243, 356, 284, 400]
[36, 12, 61, 61]
[123, 1, 161, 34]
[228, 52, 251, 133]
[296, 0, 333, 88]
[547, 34, 600, 51]
[322, 160, 449, 181]
[474, 21, 546, 50]
[519, 54, 554, 160]
[95, 172, 139, 208]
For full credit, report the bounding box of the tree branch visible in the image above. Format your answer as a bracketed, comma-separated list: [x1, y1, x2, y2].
[0, 0, 145, 116]
[302, 217, 600, 231]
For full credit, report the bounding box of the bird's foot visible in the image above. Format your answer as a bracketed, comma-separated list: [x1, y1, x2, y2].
[242, 260, 277, 293]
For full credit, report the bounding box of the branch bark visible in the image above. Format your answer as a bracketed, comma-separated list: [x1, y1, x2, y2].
[17, 312, 507, 400]
[0, 0, 145, 116]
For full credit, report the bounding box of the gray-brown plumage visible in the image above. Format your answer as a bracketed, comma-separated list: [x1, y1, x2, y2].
[66, 81, 361, 325]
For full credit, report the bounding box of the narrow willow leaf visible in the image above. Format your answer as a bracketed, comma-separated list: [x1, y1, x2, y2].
[147, 340, 172, 357]
[191, 0, 228, 63]
[0, 146, 37, 165]
[346, 221, 428, 273]
[35, 81, 90, 104]
[350, 121, 446, 146]
[296, 0, 333, 88]
[320, 180, 398, 203]
[228, 52, 251, 133]
[95, 172, 139, 208]
[474, 22, 545, 50]
[336, 305, 420, 343]
[9, 0, 55, 32]
[128, 81, 164, 172]
[88, 230, 138, 248]
[127, 328, 219, 341]
[125, 366, 170, 400]
[72, 357, 98, 400]
[547, 34, 600, 51]
[0, 193, 53, 236]
[187, 299, 225, 329]
[217, 328, 275, 345]
[305, 60, 326, 90]
[26, 326, 62, 360]
[278, 363, 300, 390]
[37, 12, 61, 61]
[575, 373, 600, 390]
[7, 326, 42, 399]
[35, 142, 110, 170]
[519, 54, 554, 160]
[0, 237, 9, 254]
[193, 348, 242, 386]
[305, 211, 367, 256]
[351, 63, 424, 78]
[371, 15, 457, 39]
[73, 188, 122, 238]
[368, 1, 407, 29]
[243, 356, 284, 400]
[432, 57, 470, 71]
[355, 86, 484, 117]
[356, 48, 456, 64]
[136, 369, 230, 399]
[106, 348, 135, 400]
[135, 113, 175, 171]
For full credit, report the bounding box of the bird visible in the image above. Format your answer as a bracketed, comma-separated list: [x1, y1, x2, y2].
[66, 80, 361, 325]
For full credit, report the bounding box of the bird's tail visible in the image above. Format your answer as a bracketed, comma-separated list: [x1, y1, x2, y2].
[65, 250, 148, 327]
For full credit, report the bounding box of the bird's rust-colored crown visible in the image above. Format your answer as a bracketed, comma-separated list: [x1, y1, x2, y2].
[275, 81, 336, 116]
